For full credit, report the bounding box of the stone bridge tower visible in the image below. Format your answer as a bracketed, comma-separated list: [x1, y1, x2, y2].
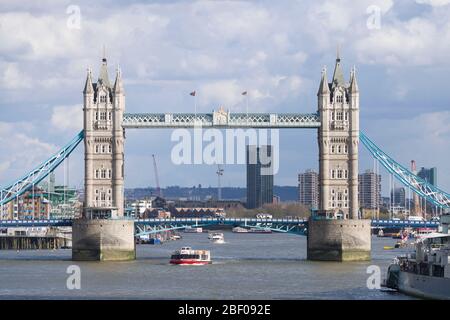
[73, 56, 134, 261]
[317, 53, 359, 219]
[308, 53, 370, 262]
[82, 56, 125, 218]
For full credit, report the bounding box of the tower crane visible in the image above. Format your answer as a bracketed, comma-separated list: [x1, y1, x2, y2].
[216, 165, 224, 200]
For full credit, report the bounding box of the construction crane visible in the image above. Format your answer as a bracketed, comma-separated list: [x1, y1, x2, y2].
[152, 154, 162, 197]
[216, 165, 224, 200]
[411, 160, 421, 217]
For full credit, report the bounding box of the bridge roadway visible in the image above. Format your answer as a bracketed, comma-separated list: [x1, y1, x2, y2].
[0, 218, 440, 235]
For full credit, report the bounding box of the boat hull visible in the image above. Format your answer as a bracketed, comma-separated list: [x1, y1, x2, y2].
[170, 259, 211, 265]
[396, 271, 450, 300]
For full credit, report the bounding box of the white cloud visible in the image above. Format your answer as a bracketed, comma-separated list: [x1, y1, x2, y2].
[0, 122, 58, 183]
[416, 0, 450, 6]
[51, 105, 83, 132]
[0, 63, 32, 89]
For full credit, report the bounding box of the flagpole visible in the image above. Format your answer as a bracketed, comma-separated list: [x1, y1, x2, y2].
[246, 92, 249, 125]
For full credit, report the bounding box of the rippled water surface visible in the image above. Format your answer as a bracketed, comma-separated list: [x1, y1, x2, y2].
[0, 232, 414, 299]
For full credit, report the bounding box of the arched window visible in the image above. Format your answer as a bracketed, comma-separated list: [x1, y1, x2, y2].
[95, 169, 99, 179]
[344, 144, 348, 153]
[108, 144, 112, 153]
[95, 145, 99, 153]
[102, 145, 106, 153]
[331, 170, 335, 179]
[337, 145, 341, 153]
[331, 145, 335, 153]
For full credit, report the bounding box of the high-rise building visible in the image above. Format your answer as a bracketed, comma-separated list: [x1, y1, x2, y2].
[391, 187, 406, 206]
[358, 169, 381, 209]
[246, 145, 274, 209]
[298, 169, 319, 208]
[418, 167, 437, 186]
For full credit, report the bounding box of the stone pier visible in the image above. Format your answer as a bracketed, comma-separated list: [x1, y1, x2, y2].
[307, 218, 371, 261]
[72, 219, 135, 261]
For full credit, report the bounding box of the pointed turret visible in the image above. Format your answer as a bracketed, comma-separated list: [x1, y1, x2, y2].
[331, 49, 345, 89]
[98, 56, 111, 88]
[83, 68, 94, 94]
[113, 66, 124, 94]
[317, 67, 330, 96]
[349, 67, 359, 93]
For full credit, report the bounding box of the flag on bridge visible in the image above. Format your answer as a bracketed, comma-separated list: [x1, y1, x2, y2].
[190, 91, 196, 96]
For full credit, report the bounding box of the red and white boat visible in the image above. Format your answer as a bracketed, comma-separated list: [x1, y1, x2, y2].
[169, 247, 211, 265]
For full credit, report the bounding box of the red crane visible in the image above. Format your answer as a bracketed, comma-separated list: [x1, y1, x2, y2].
[152, 154, 162, 197]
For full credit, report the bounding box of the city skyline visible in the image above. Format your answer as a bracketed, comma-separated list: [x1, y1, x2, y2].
[1, 1, 450, 195]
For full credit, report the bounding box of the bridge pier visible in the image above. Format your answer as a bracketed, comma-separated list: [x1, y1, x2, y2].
[307, 218, 371, 261]
[72, 219, 135, 261]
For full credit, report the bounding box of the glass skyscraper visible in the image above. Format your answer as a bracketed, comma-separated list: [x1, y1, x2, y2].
[246, 145, 274, 209]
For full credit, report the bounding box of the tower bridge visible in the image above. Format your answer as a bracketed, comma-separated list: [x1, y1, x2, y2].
[1, 52, 450, 261]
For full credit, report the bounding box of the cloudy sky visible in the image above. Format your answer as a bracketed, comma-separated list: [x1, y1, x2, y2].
[1, 0, 450, 196]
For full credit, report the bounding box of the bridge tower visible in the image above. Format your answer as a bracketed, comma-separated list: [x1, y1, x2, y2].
[317, 52, 359, 219]
[307, 53, 371, 261]
[83, 56, 125, 218]
[72, 56, 135, 261]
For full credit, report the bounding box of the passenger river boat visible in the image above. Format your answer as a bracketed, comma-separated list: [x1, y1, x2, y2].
[170, 247, 211, 265]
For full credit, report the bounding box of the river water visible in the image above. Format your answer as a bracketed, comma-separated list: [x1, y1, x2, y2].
[0, 232, 414, 299]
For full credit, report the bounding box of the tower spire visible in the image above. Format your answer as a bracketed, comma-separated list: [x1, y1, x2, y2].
[113, 65, 124, 93]
[349, 66, 359, 93]
[317, 66, 330, 96]
[331, 47, 345, 88]
[83, 68, 94, 94]
[98, 47, 111, 88]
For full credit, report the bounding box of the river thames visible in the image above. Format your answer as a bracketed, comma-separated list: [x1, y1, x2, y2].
[0, 232, 414, 299]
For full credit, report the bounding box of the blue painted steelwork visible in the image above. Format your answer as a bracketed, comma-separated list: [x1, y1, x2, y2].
[0, 131, 84, 206]
[371, 219, 439, 228]
[360, 132, 450, 209]
[0, 217, 439, 231]
[122, 112, 321, 128]
[134, 217, 309, 236]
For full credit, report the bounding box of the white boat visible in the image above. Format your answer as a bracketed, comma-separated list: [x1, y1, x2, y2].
[184, 227, 203, 233]
[232, 227, 248, 233]
[170, 247, 211, 265]
[209, 232, 225, 244]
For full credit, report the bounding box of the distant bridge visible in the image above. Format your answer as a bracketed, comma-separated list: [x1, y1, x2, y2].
[0, 218, 439, 236]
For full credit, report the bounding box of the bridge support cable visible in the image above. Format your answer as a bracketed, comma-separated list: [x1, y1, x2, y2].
[0, 131, 84, 207]
[360, 132, 450, 210]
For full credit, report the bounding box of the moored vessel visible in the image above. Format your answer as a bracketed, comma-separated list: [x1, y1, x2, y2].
[385, 230, 450, 299]
[184, 227, 203, 233]
[232, 227, 248, 233]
